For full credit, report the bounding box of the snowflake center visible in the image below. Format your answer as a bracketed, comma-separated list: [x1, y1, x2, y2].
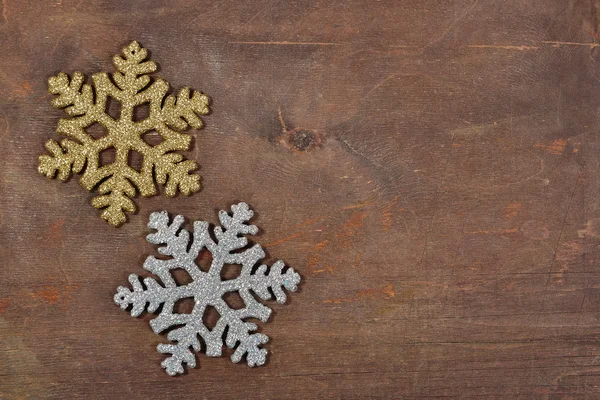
[187, 274, 222, 306]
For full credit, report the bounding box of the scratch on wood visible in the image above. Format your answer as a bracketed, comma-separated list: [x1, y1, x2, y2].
[312, 264, 336, 274]
[467, 44, 539, 50]
[180, 2, 221, 36]
[464, 228, 519, 235]
[31, 287, 62, 304]
[1, 0, 7, 22]
[342, 212, 368, 235]
[555, 241, 582, 269]
[323, 284, 395, 304]
[307, 240, 333, 274]
[29, 284, 79, 305]
[551, 367, 600, 384]
[229, 41, 343, 46]
[504, 201, 522, 220]
[0, 298, 9, 313]
[307, 239, 332, 273]
[342, 198, 377, 210]
[578, 218, 600, 239]
[313, 240, 329, 252]
[277, 104, 287, 133]
[422, 0, 479, 49]
[359, 283, 395, 298]
[468, 41, 600, 50]
[542, 40, 600, 48]
[0, 115, 8, 140]
[339, 138, 384, 169]
[263, 232, 305, 248]
[46, 218, 65, 243]
[382, 196, 400, 231]
[288, 216, 323, 231]
[48, 0, 84, 56]
[338, 211, 367, 249]
[556, 88, 562, 127]
[532, 173, 582, 340]
[232, 10, 263, 34]
[10, 80, 33, 99]
[592, 0, 600, 36]
[367, 74, 397, 96]
[267, 215, 325, 248]
[534, 138, 567, 155]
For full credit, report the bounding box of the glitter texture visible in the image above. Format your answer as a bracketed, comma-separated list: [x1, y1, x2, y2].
[38, 41, 210, 226]
[114, 202, 301, 376]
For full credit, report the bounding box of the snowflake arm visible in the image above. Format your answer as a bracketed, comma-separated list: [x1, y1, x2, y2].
[38, 139, 87, 181]
[206, 202, 260, 275]
[38, 72, 101, 181]
[256, 261, 302, 303]
[157, 299, 270, 374]
[115, 274, 202, 377]
[221, 312, 269, 367]
[114, 203, 302, 375]
[143, 210, 208, 279]
[48, 71, 96, 118]
[161, 87, 210, 130]
[115, 274, 175, 317]
[111, 42, 157, 95]
[38, 41, 210, 226]
[157, 327, 200, 375]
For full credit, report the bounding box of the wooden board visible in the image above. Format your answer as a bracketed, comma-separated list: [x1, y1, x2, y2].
[2, 0, 600, 398]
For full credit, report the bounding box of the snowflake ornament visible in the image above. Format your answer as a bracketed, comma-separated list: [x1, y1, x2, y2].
[38, 41, 210, 226]
[114, 202, 302, 375]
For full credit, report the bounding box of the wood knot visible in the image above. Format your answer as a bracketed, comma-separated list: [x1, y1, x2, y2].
[278, 128, 323, 152]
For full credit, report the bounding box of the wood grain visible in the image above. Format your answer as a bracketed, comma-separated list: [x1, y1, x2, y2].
[1, 0, 600, 398]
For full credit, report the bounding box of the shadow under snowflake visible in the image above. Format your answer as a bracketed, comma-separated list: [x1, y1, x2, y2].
[114, 202, 301, 375]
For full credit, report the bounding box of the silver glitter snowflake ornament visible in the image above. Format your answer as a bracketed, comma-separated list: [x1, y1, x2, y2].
[114, 202, 301, 375]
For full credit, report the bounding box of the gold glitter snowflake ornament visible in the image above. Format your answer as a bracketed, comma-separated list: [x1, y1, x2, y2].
[38, 41, 210, 226]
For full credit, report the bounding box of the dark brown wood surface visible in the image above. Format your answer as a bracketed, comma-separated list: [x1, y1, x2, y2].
[2, 0, 600, 398]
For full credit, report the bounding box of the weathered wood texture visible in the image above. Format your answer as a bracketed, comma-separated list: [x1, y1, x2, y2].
[2, 0, 600, 398]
